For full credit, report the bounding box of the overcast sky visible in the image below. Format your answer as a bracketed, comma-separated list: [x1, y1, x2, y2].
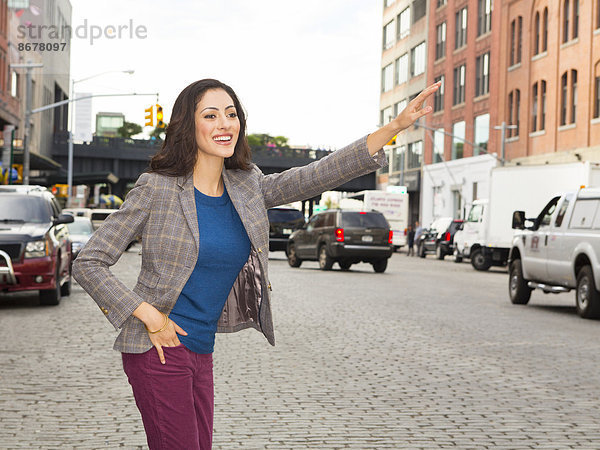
[68, 0, 383, 149]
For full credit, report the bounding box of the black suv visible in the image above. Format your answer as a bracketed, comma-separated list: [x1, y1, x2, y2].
[286, 209, 393, 272]
[268, 207, 305, 251]
[0, 185, 74, 305]
[417, 218, 464, 260]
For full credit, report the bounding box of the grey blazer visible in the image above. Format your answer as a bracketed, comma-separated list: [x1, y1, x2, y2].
[72, 135, 387, 353]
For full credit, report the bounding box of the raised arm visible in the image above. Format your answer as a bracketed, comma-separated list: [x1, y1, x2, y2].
[258, 81, 441, 209]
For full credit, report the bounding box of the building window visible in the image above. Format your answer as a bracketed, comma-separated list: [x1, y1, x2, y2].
[412, 0, 426, 23]
[477, 0, 492, 36]
[510, 16, 523, 66]
[383, 20, 395, 50]
[434, 128, 444, 163]
[573, 0, 579, 39]
[407, 141, 423, 169]
[398, 7, 410, 40]
[455, 7, 467, 49]
[393, 146, 405, 172]
[597, 0, 600, 30]
[543, 8, 548, 51]
[507, 89, 520, 137]
[560, 72, 568, 125]
[436, 21, 446, 60]
[385, 0, 394, 7]
[541, 80, 547, 129]
[452, 121, 465, 159]
[475, 52, 489, 97]
[571, 69, 577, 123]
[410, 42, 426, 77]
[434, 75, 444, 112]
[437, 0, 447, 7]
[563, 0, 570, 43]
[395, 99, 408, 116]
[534, 12, 540, 55]
[453, 64, 466, 105]
[474, 114, 489, 156]
[396, 53, 408, 85]
[382, 63, 393, 92]
[381, 105, 394, 126]
[532, 82, 538, 132]
[10, 71, 17, 97]
[594, 75, 600, 119]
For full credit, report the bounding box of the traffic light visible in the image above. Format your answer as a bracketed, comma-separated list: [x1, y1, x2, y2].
[144, 105, 154, 127]
[156, 104, 165, 129]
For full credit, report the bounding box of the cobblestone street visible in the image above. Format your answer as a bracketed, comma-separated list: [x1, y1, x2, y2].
[1, 245, 600, 449]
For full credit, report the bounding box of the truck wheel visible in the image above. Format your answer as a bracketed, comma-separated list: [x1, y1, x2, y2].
[418, 244, 426, 258]
[509, 259, 532, 305]
[372, 259, 388, 273]
[471, 249, 491, 271]
[576, 266, 600, 319]
[436, 244, 445, 260]
[318, 245, 334, 271]
[339, 261, 352, 271]
[40, 266, 62, 306]
[60, 270, 72, 297]
[287, 243, 302, 268]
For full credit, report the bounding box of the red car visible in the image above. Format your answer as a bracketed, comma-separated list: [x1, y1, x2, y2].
[0, 185, 74, 305]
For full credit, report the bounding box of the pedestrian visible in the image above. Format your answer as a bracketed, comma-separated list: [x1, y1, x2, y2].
[406, 225, 415, 256]
[414, 220, 423, 257]
[73, 78, 440, 449]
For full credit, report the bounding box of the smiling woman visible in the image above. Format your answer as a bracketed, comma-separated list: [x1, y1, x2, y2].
[72, 77, 439, 449]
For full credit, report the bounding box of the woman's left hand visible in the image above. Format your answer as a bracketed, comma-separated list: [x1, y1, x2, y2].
[391, 81, 441, 132]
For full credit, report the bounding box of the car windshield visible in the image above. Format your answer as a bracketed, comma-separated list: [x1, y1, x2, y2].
[267, 209, 304, 222]
[0, 195, 51, 223]
[67, 220, 94, 235]
[341, 212, 388, 228]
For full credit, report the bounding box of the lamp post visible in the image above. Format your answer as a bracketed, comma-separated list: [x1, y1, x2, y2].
[67, 70, 135, 200]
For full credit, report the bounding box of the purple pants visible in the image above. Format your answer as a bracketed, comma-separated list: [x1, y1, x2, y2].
[122, 344, 214, 450]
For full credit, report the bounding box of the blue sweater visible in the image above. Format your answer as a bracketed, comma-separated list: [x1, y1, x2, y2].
[169, 185, 251, 354]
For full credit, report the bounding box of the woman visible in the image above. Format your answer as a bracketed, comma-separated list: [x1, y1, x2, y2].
[73, 78, 440, 449]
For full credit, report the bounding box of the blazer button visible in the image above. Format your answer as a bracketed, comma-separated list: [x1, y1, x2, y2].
[257, 248, 262, 253]
[267, 283, 272, 291]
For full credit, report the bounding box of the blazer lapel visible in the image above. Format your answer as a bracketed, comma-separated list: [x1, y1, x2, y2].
[177, 174, 200, 251]
[222, 167, 257, 249]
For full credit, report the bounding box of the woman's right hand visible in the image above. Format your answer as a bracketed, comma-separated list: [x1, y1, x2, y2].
[146, 315, 188, 364]
[132, 301, 188, 364]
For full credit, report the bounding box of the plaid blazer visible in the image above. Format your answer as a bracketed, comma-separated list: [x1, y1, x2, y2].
[72, 135, 387, 353]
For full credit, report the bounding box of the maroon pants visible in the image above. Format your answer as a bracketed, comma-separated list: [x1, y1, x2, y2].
[122, 344, 214, 450]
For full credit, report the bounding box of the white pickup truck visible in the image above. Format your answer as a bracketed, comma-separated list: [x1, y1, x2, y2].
[508, 188, 600, 319]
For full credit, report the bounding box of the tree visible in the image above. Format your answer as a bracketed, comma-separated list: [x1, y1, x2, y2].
[247, 133, 290, 148]
[149, 126, 166, 140]
[117, 121, 143, 139]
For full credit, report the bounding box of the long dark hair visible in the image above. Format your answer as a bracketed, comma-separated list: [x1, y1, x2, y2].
[149, 79, 252, 176]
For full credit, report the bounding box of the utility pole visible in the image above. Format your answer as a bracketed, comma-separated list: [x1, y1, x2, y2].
[493, 121, 517, 166]
[10, 62, 43, 185]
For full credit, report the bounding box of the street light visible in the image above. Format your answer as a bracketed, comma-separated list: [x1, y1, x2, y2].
[67, 69, 135, 200]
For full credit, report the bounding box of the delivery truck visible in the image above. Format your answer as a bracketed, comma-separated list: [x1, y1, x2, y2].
[341, 189, 409, 250]
[454, 161, 600, 271]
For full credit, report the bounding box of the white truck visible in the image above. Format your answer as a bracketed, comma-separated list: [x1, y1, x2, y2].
[454, 162, 600, 271]
[341, 190, 409, 250]
[508, 187, 600, 319]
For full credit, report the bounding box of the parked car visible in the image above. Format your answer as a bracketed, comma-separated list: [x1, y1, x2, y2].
[66, 217, 94, 260]
[267, 207, 305, 252]
[90, 208, 119, 230]
[0, 185, 74, 305]
[286, 209, 393, 273]
[63, 207, 93, 220]
[508, 187, 600, 319]
[417, 217, 463, 260]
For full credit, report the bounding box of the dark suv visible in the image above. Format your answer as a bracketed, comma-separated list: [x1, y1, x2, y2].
[286, 209, 393, 272]
[417, 218, 464, 260]
[0, 185, 74, 305]
[268, 207, 305, 251]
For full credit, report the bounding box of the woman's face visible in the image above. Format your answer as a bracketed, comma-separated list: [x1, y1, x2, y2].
[194, 88, 240, 160]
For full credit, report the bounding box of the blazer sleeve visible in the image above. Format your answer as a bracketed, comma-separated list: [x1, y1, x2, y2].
[255, 135, 388, 209]
[72, 172, 154, 330]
